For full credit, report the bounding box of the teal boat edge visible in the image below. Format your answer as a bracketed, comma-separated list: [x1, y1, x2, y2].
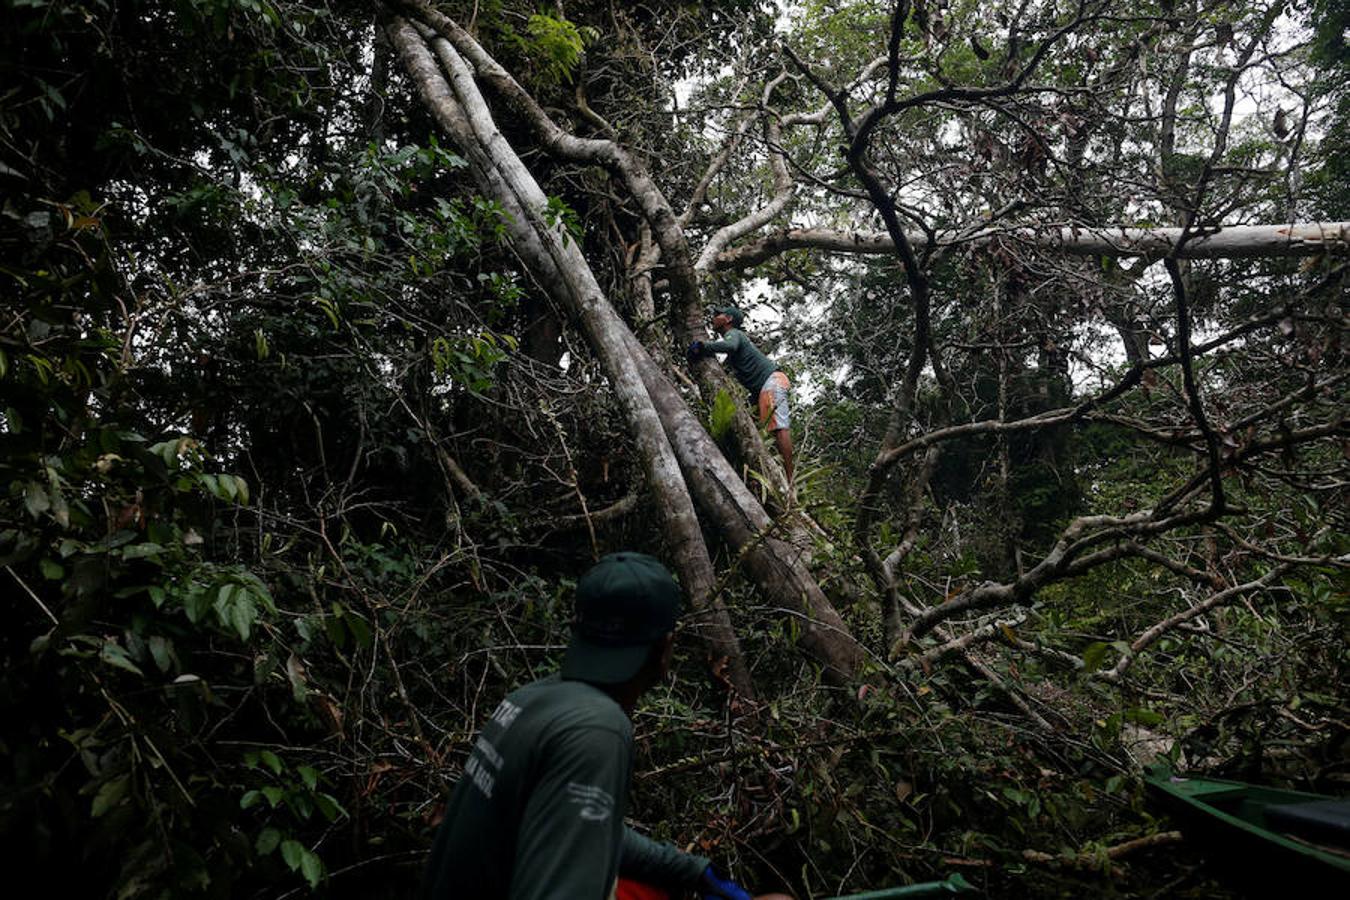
[1144, 764, 1350, 893]
[824, 872, 976, 899]
[1145, 764, 1350, 867]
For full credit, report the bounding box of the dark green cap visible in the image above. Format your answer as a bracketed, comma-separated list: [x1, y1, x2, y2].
[561, 552, 682, 685]
[711, 305, 744, 327]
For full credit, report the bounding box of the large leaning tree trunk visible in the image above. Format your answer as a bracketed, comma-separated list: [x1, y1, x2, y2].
[385, 0, 1341, 703]
[383, 16, 754, 697]
[391, 2, 800, 523]
[385, 11, 865, 685]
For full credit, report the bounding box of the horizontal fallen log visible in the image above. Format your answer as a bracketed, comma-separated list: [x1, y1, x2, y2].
[714, 222, 1350, 269]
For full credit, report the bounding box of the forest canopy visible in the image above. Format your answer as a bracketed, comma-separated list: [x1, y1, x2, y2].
[1, 0, 1345, 897]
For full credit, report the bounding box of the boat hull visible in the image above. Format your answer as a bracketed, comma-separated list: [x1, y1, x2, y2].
[1145, 769, 1350, 896]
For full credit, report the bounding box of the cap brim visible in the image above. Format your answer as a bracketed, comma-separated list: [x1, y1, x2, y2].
[560, 637, 653, 685]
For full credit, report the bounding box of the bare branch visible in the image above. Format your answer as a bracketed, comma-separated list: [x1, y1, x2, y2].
[1099, 565, 1293, 682]
[712, 222, 1350, 271]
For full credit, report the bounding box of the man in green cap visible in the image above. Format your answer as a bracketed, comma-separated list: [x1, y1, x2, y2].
[688, 306, 794, 484]
[420, 552, 758, 900]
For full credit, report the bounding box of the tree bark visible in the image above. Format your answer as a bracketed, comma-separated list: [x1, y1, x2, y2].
[713, 222, 1350, 271]
[396, 0, 795, 507]
[388, 4, 863, 679]
[622, 334, 865, 683]
[384, 15, 755, 697]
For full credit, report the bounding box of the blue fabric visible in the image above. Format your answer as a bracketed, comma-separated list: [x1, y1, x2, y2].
[699, 865, 753, 900]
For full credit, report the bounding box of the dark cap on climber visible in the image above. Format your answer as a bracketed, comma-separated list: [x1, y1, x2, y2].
[560, 552, 682, 685]
[711, 305, 744, 328]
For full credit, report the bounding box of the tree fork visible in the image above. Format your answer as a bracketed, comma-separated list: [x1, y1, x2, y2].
[384, 13, 755, 697]
[389, 5, 862, 678]
[394, 0, 794, 508]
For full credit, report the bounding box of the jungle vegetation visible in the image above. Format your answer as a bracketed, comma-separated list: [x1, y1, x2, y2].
[1, 0, 1346, 897]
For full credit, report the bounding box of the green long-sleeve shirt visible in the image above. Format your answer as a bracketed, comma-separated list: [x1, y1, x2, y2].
[420, 676, 709, 900]
[703, 328, 780, 395]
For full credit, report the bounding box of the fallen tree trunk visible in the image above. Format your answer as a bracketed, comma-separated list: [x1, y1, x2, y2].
[386, 5, 866, 681]
[389, 13, 867, 687]
[713, 222, 1350, 270]
[622, 333, 866, 683]
[385, 14, 755, 696]
[393, 0, 795, 510]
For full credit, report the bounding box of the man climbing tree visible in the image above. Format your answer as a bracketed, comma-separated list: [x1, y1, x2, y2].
[690, 307, 794, 484]
[420, 552, 758, 900]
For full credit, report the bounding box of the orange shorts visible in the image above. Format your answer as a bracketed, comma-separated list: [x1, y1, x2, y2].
[757, 371, 790, 431]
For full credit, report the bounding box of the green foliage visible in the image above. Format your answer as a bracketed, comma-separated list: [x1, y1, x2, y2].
[543, 194, 584, 243]
[431, 331, 518, 393]
[502, 11, 598, 86]
[1306, 0, 1350, 216]
[2, 1, 1344, 899]
[0, 1, 530, 895]
[528, 12, 598, 84]
[240, 750, 347, 888]
[709, 388, 739, 440]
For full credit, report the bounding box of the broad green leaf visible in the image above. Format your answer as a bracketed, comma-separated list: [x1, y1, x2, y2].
[344, 612, 372, 648]
[262, 785, 286, 807]
[255, 827, 281, 856]
[314, 793, 339, 822]
[148, 635, 174, 673]
[39, 558, 63, 580]
[280, 839, 305, 871]
[292, 793, 314, 820]
[300, 849, 323, 887]
[324, 613, 347, 649]
[121, 542, 163, 561]
[99, 640, 145, 677]
[214, 583, 238, 620]
[91, 775, 130, 817]
[149, 440, 179, 467]
[184, 587, 211, 623]
[239, 790, 264, 809]
[250, 578, 276, 612]
[216, 473, 238, 502]
[1081, 642, 1109, 673]
[297, 765, 319, 791]
[230, 596, 258, 641]
[260, 750, 284, 775]
[315, 792, 348, 821]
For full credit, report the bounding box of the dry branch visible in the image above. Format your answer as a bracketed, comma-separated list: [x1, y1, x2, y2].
[713, 222, 1350, 270]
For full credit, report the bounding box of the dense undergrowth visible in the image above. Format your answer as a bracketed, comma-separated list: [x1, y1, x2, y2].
[2, 1, 1346, 898]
